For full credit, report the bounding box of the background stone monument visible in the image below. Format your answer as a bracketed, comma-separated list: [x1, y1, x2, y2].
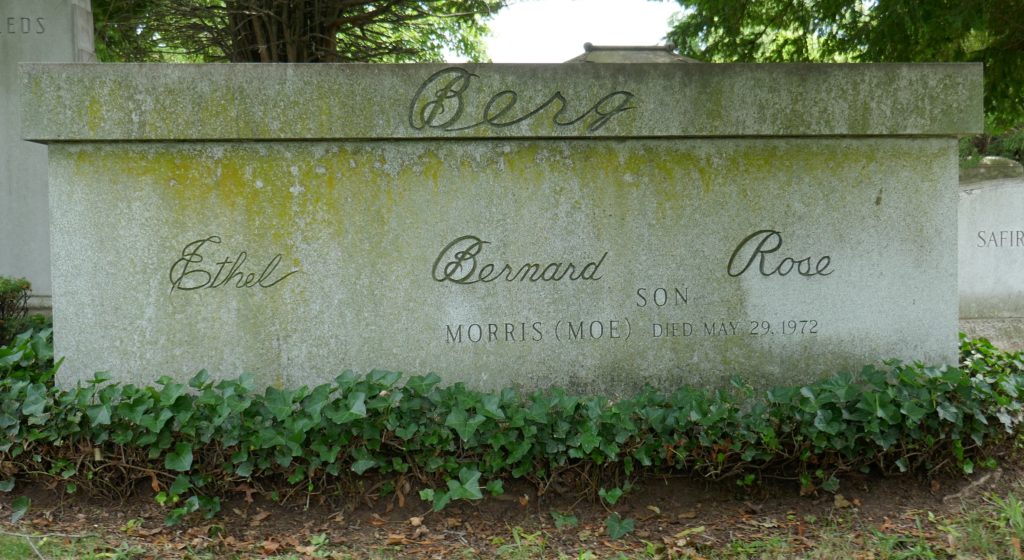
[0, 0, 94, 312]
[959, 172, 1024, 350]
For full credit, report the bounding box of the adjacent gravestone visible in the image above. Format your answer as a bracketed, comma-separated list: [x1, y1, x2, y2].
[959, 176, 1024, 350]
[960, 156, 1024, 184]
[20, 63, 982, 393]
[0, 0, 94, 312]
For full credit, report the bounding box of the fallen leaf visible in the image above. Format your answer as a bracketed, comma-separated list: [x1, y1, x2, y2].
[931, 479, 942, 493]
[385, 533, 409, 545]
[412, 525, 430, 539]
[261, 540, 280, 554]
[518, 494, 530, 507]
[295, 545, 318, 555]
[369, 513, 387, 527]
[235, 483, 256, 504]
[675, 526, 706, 538]
[150, 473, 161, 494]
[646, 505, 662, 515]
[186, 526, 208, 538]
[409, 516, 423, 527]
[678, 511, 698, 519]
[834, 494, 854, 509]
[601, 539, 630, 551]
[249, 510, 271, 527]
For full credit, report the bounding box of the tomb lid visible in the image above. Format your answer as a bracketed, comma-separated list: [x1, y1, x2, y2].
[20, 62, 983, 141]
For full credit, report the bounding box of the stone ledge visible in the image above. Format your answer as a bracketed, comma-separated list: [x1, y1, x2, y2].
[21, 62, 983, 142]
[961, 319, 1024, 352]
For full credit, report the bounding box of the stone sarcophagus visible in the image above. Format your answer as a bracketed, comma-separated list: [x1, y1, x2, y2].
[21, 62, 982, 393]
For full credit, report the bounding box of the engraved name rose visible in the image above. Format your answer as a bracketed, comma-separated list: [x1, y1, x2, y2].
[727, 230, 833, 278]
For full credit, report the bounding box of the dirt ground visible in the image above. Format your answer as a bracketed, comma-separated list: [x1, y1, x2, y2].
[2, 456, 1020, 559]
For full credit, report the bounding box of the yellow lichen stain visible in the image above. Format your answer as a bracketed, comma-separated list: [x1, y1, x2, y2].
[85, 95, 104, 134]
[418, 152, 445, 192]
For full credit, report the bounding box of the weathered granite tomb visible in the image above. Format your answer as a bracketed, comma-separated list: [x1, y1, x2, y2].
[21, 63, 982, 392]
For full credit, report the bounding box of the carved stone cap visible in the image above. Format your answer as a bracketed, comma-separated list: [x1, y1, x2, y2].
[21, 62, 983, 141]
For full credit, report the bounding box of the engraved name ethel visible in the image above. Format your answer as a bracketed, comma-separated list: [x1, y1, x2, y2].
[169, 236, 299, 293]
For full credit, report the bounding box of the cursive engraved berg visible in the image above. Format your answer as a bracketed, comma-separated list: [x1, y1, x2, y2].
[169, 236, 300, 293]
[432, 235, 607, 284]
[408, 67, 635, 133]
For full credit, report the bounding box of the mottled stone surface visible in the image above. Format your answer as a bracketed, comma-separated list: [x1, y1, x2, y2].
[23, 63, 981, 393]
[0, 0, 93, 311]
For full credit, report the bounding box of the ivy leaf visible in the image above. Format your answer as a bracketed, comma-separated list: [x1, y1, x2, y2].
[347, 392, 367, 417]
[351, 459, 376, 475]
[188, 370, 210, 389]
[579, 430, 601, 454]
[170, 475, 192, 496]
[140, 408, 174, 433]
[899, 401, 928, 423]
[448, 467, 483, 501]
[936, 402, 963, 424]
[165, 442, 194, 472]
[264, 387, 296, 421]
[86, 404, 112, 426]
[444, 408, 485, 442]
[10, 496, 30, 523]
[395, 423, 418, 440]
[0, 479, 13, 492]
[551, 510, 579, 528]
[605, 513, 634, 539]
[486, 479, 504, 496]
[478, 394, 505, 420]
[599, 487, 624, 506]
